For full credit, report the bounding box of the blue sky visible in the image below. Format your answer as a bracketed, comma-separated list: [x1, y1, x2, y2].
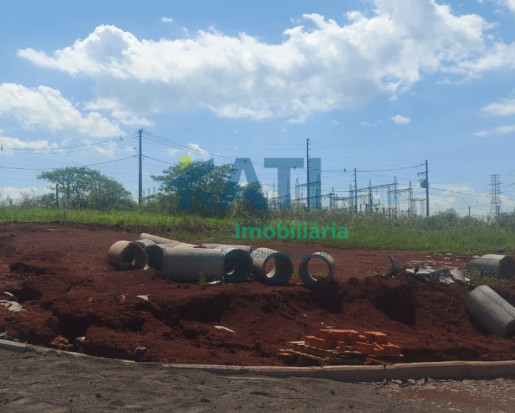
[1, 0, 515, 216]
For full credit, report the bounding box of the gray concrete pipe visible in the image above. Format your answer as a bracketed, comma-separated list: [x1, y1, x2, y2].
[298, 252, 335, 286]
[200, 243, 252, 253]
[251, 248, 294, 284]
[221, 247, 253, 282]
[160, 246, 226, 282]
[199, 244, 253, 282]
[466, 254, 515, 279]
[108, 241, 148, 270]
[139, 232, 178, 244]
[145, 243, 198, 270]
[148, 244, 252, 283]
[135, 238, 156, 248]
[465, 285, 515, 337]
[145, 244, 176, 270]
[139, 233, 197, 248]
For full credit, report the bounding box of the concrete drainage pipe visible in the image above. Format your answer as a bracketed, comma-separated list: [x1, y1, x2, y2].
[199, 244, 253, 282]
[108, 241, 148, 270]
[200, 243, 252, 253]
[160, 246, 226, 283]
[145, 244, 178, 270]
[298, 252, 335, 286]
[135, 238, 156, 248]
[465, 285, 515, 337]
[251, 248, 294, 284]
[466, 254, 515, 279]
[221, 247, 253, 282]
[139, 233, 197, 248]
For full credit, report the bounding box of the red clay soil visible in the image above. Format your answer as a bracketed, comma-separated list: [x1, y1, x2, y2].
[0, 222, 514, 366]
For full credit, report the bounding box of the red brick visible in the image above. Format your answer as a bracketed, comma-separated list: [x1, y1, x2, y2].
[382, 343, 402, 356]
[363, 331, 389, 344]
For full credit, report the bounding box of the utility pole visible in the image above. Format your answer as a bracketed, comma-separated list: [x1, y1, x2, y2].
[468, 206, 471, 217]
[306, 138, 310, 210]
[425, 160, 429, 217]
[354, 168, 358, 213]
[418, 160, 429, 216]
[138, 128, 143, 205]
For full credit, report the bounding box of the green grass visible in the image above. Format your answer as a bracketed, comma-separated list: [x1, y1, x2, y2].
[1, 206, 515, 254]
[465, 268, 510, 288]
[260, 209, 515, 254]
[0, 206, 236, 242]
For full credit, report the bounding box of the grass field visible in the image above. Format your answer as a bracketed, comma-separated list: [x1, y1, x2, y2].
[1, 206, 514, 254]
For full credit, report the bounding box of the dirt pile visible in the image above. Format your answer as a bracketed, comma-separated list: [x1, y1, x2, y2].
[0, 222, 513, 365]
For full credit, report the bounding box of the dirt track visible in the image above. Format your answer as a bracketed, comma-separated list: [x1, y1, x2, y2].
[1, 346, 514, 412]
[0, 222, 514, 365]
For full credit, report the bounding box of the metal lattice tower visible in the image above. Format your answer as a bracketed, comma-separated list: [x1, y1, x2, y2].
[490, 174, 502, 217]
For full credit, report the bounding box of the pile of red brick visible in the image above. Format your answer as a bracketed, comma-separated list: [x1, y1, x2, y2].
[304, 329, 402, 357]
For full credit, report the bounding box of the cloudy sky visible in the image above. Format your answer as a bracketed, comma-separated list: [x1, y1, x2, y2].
[1, 0, 515, 216]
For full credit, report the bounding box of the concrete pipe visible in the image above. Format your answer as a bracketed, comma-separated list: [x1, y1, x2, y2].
[160, 246, 226, 283]
[466, 254, 515, 279]
[251, 248, 294, 284]
[221, 247, 253, 282]
[198, 244, 252, 282]
[139, 233, 197, 248]
[108, 241, 148, 270]
[298, 252, 335, 286]
[200, 243, 252, 253]
[139, 232, 178, 244]
[135, 238, 156, 248]
[145, 243, 190, 270]
[465, 285, 515, 337]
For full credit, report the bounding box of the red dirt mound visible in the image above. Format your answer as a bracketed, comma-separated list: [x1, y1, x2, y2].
[0, 222, 514, 365]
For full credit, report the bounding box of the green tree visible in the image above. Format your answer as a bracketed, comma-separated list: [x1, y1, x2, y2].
[230, 181, 269, 223]
[152, 161, 238, 216]
[38, 167, 135, 210]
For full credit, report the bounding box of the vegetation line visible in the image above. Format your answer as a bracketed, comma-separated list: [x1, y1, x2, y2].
[1, 206, 515, 255]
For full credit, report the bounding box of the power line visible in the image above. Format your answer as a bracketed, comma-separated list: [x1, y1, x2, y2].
[0, 155, 136, 171]
[1, 134, 138, 153]
[323, 163, 425, 173]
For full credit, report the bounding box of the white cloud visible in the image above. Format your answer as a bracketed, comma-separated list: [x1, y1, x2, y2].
[187, 143, 209, 157]
[473, 124, 515, 136]
[0, 83, 123, 137]
[0, 186, 48, 203]
[0, 135, 58, 155]
[391, 114, 411, 124]
[501, 0, 515, 13]
[460, 41, 515, 74]
[167, 148, 179, 156]
[429, 184, 491, 216]
[361, 120, 383, 127]
[481, 98, 515, 116]
[161, 17, 174, 23]
[84, 98, 154, 127]
[17, 1, 495, 122]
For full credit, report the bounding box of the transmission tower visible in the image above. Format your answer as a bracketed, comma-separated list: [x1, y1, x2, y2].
[490, 174, 502, 217]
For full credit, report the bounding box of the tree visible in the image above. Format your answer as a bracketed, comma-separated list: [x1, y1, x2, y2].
[230, 181, 268, 216]
[88, 176, 135, 210]
[38, 167, 135, 210]
[152, 160, 238, 216]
